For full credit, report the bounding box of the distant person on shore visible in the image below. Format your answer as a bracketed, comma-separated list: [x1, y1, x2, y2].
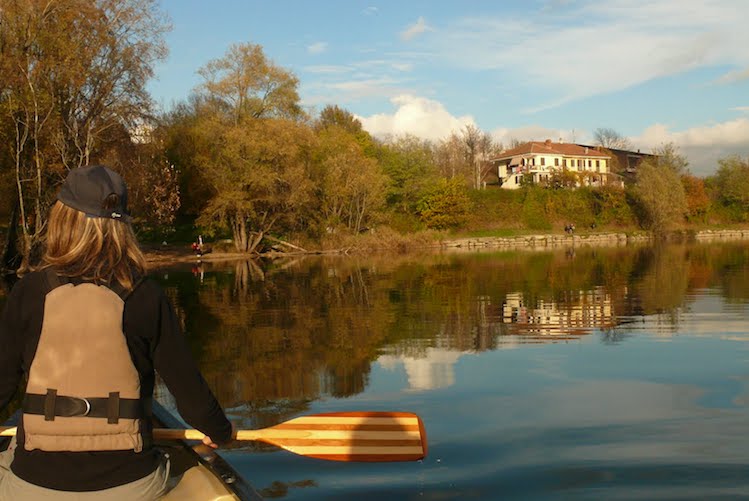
[191, 235, 211, 258]
[191, 235, 204, 257]
[565, 223, 575, 235]
[0, 165, 232, 499]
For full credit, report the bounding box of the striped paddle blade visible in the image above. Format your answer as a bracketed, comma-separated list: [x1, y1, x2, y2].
[249, 411, 427, 462]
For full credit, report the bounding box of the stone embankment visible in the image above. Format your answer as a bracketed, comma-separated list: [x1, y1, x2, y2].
[437, 229, 749, 252]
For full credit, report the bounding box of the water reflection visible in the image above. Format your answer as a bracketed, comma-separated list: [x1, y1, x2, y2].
[151, 242, 749, 410]
[500, 288, 618, 338]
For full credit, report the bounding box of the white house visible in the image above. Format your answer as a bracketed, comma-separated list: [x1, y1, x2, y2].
[493, 140, 612, 189]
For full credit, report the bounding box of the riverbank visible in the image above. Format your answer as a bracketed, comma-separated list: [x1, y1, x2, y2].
[142, 228, 749, 264]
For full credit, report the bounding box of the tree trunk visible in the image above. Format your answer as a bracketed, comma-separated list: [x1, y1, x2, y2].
[231, 215, 250, 252]
[1, 202, 22, 274]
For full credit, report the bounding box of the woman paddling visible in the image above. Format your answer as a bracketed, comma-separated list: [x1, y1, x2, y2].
[0, 165, 232, 499]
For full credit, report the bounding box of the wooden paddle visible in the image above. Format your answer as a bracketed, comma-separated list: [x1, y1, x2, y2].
[1, 411, 427, 462]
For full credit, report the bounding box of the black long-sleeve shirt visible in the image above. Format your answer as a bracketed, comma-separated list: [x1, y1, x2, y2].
[0, 270, 232, 491]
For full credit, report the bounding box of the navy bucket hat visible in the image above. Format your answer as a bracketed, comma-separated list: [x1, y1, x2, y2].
[57, 165, 132, 222]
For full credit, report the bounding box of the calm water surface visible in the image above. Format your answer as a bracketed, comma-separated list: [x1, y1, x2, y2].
[32, 242, 749, 499]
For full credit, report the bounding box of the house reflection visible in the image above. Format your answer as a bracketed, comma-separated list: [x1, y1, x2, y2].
[500, 288, 620, 339]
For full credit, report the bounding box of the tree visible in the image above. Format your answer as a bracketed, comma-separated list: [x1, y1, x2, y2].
[184, 42, 316, 252]
[593, 127, 632, 150]
[314, 104, 378, 158]
[161, 96, 221, 215]
[315, 127, 388, 233]
[461, 124, 498, 190]
[417, 177, 471, 229]
[99, 124, 181, 226]
[198, 42, 303, 124]
[712, 155, 749, 214]
[633, 143, 688, 233]
[0, 0, 169, 269]
[377, 134, 437, 213]
[316, 105, 363, 134]
[434, 133, 465, 180]
[195, 118, 316, 253]
[434, 125, 500, 189]
[681, 174, 710, 223]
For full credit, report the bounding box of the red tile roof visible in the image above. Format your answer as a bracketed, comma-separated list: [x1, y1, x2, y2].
[495, 141, 611, 160]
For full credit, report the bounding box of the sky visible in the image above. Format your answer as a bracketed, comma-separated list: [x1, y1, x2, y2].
[149, 0, 749, 176]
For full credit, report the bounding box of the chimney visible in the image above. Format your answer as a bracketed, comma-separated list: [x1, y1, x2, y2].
[545, 139, 552, 146]
[559, 137, 563, 143]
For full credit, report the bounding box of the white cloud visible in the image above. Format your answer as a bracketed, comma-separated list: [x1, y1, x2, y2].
[400, 16, 433, 41]
[359, 94, 475, 141]
[424, 0, 749, 107]
[307, 42, 328, 55]
[733, 106, 749, 113]
[363, 6, 378, 16]
[633, 118, 749, 175]
[304, 65, 350, 74]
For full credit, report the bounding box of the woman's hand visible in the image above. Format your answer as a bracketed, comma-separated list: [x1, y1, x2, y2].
[201, 434, 219, 449]
[201, 422, 235, 448]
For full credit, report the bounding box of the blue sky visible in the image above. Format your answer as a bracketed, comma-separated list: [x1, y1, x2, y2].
[150, 0, 749, 175]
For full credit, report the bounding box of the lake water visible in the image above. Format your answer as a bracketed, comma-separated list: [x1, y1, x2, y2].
[149, 240, 749, 500]
[6, 240, 749, 499]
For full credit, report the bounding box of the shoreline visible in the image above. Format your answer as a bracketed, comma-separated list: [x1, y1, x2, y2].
[143, 228, 749, 264]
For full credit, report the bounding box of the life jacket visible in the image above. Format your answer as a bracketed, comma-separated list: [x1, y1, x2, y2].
[21, 268, 148, 452]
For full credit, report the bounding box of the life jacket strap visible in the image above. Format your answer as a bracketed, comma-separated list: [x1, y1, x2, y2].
[23, 392, 150, 421]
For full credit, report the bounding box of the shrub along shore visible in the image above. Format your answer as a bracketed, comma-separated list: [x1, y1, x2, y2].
[139, 227, 749, 265]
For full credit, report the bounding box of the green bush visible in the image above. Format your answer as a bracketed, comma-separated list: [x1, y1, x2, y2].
[417, 178, 472, 229]
[591, 185, 636, 226]
[520, 188, 552, 230]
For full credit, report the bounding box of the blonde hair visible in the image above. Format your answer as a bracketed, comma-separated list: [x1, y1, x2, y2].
[42, 201, 147, 290]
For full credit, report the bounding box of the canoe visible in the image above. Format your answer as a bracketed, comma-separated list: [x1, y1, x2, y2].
[153, 400, 263, 500]
[1, 402, 263, 500]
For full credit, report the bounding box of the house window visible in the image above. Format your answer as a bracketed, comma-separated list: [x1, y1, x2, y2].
[515, 175, 520, 184]
[531, 158, 536, 166]
[555, 158, 559, 167]
[541, 157, 546, 166]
